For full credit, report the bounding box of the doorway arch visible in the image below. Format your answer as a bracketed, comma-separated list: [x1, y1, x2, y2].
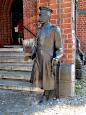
[0, 0, 23, 46]
[0, 0, 37, 47]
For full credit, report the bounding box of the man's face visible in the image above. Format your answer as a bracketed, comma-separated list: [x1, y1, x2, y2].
[39, 10, 50, 24]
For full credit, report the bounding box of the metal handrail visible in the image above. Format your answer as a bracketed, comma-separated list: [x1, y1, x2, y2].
[23, 25, 36, 37]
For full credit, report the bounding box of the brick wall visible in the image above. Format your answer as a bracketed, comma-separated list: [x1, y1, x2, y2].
[77, 0, 86, 53]
[37, 0, 75, 64]
[23, 0, 37, 39]
[0, 0, 13, 47]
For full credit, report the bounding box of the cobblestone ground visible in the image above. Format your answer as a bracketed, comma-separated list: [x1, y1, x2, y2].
[0, 66, 86, 115]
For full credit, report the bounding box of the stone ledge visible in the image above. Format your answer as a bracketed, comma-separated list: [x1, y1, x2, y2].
[0, 66, 32, 72]
[0, 85, 43, 93]
[0, 71, 31, 81]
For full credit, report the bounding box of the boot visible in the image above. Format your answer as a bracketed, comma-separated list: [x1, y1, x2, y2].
[38, 90, 50, 104]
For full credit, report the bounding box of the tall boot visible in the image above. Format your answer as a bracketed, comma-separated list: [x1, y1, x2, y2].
[44, 90, 51, 100]
[38, 90, 51, 104]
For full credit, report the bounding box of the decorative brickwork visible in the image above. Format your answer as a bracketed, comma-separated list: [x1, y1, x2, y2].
[77, 0, 86, 53]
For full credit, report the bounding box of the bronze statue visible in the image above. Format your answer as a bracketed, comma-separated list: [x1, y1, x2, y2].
[30, 6, 63, 102]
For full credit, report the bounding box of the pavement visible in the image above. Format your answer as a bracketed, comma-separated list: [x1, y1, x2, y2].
[0, 90, 40, 115]
[0, 88, 86, 115]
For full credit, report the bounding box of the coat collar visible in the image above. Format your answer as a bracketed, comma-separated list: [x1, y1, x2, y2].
[42, 22, 52, 28]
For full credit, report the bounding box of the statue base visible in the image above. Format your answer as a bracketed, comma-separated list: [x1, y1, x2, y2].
[59, 64, 75, 98]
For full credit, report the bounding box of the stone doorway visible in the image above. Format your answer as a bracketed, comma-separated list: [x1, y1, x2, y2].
[12, 0, 23, 45]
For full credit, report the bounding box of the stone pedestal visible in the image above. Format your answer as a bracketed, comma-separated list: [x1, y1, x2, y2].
[59, 64, 75, 98]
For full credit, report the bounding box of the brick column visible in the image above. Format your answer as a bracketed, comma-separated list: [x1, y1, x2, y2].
[77, 0, 86, 53]
[37, 0, 75, 97]
[59, 0, 75, 97]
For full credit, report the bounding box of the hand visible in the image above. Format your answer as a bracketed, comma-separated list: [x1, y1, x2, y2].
[52, 58, 59, 65]
[24, 55, 31, 61]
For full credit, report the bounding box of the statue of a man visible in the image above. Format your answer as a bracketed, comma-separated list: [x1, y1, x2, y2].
[30, 6, 63, 101]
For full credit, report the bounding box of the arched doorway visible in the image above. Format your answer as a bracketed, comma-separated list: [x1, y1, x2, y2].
[0, 0, 37, 47]
[12, 0, 23, 45]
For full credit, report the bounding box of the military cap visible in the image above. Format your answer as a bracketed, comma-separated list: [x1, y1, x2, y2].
[39, 6, 53, 13]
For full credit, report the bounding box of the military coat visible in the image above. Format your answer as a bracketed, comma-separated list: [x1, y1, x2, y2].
[31, 22, 63, 90]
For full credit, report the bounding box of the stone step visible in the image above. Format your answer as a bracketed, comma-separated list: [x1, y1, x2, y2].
[3, 45, 23, 48]
[0, 70, 31, 81]
[0, 56, 24, 60]
[0, 62, 33, 67]
[0, 51, 24, 57]
[0, 60, 25, 63]
[0, 63, 33, 71]
[0, 52, 24, 57]
[0, 48, 23, 52]
[0, 79, 43, 93]
[0, 59, 31, 63]
[0, 51, 23, 55]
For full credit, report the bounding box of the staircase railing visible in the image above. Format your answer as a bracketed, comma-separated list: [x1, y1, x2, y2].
[23, 25, 36, 38]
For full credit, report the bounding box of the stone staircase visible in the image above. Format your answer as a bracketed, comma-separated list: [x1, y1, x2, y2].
[0, 45, 42, 93]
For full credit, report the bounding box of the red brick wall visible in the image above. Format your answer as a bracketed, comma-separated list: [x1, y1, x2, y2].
[77, 0, 86, 52]
[37, 0, 75, 64]
[0, 0, 13, 47]
[37, 0, 59, 25]
[23, 0, 37, 39]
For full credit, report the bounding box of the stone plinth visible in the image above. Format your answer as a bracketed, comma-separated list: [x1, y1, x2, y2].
[59, 64, 75, 97]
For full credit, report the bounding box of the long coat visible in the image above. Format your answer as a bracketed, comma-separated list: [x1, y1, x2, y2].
[31, 22, 63, 90]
